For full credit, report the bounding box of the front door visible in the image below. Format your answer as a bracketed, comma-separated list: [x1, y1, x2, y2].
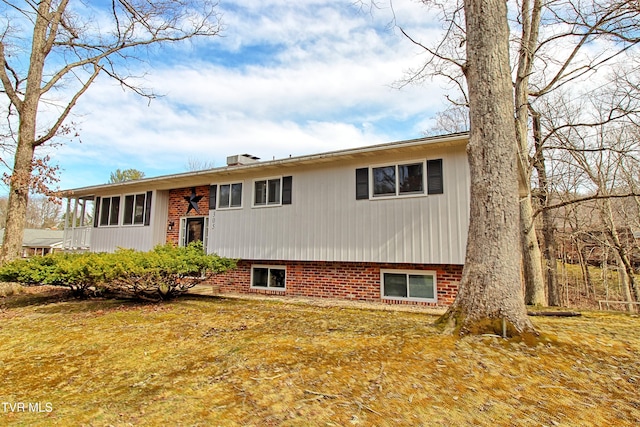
[185, 217, 205, 245]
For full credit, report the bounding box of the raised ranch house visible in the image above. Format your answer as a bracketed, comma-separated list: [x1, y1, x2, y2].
[62, 133, 470, 306]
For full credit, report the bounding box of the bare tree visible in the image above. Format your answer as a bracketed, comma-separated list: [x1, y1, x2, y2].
[25, 196, 63, 229]
[425, 101, 469, 136]
[530, 68, 640, 305]
[0, 0, 222, 262]
[185, 157, 216, 171]
[437, 0, 536, 336]
[513, 0, 546, 306]
[409, 0, 640, 307]
[532, 83, 640, 307]
[0, 195, 62, 229]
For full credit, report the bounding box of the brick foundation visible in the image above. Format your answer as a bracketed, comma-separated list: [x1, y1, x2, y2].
[165, 187, 462, 306]
[206, 260, 462, 307]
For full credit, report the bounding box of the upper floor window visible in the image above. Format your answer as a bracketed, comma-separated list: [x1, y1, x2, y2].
[94, 192, 152, 227]
[356, 159, 443, 200]
[372, 162, 424, 197]
[253, 176, 292, 207]
[99, 196, 120, 226]
[123, 193, 149, 225]
[255, 178, 280, 206]
[218, 183, 243, 209]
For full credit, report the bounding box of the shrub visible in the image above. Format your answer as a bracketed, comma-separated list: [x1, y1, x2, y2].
[0, 243, 236, 300]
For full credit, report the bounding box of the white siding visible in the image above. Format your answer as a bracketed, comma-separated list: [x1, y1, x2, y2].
[208, 146, 469, 265]
[90, 190, 167, 252]
[91, 226, 155, 252]
[152, 190, 169, 245]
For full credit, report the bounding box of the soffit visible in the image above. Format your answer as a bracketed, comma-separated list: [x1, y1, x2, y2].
[66, 133, 468, 198]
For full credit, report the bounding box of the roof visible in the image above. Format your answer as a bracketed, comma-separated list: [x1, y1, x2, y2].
[65, 132, 469, 197]
[0, 229, 64, 248]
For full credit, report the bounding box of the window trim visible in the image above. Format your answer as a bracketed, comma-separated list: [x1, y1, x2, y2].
[250, 265, 287, 290]
[217, 181, 244, 210]
[380, 269, 437, 303]
[253, 176, 283, 208]
[370, 161, 426, 200]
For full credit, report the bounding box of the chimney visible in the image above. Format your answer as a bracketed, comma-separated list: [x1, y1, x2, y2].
[226, 154, 260, 167]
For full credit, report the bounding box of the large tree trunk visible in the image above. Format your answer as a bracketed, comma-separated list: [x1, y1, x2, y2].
[514, 0, 546, 307]
[541, 205, 561, 305]
[437, 0, 537, 337]
[521, 196, 546, 305]
[576, 242, 594, 297]
[616, 259, 634, 312]
[531, 111, 560, 305]
[0, 140, 35, 262]
[0, 1, 50, 262]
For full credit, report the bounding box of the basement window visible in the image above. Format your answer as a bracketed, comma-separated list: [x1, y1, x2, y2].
[251, 265, 286, 290]
[381, 269, 436, 302]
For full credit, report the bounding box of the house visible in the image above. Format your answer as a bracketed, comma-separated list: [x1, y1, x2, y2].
[62, 133, 470, 306]
[0, 228, 64, 257]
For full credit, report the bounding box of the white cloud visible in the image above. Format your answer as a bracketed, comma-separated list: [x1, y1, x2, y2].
[42, 0, 453, 190]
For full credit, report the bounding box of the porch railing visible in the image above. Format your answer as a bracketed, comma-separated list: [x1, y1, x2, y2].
[62, 226, 92, 251]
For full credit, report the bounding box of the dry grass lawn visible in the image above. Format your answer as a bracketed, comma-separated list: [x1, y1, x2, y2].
[0, 287, 639, 426]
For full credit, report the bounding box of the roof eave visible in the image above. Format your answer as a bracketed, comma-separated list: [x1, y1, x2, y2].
[65, 132, 469, 198]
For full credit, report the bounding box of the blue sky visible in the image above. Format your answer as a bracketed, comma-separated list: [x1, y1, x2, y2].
[24, 1, 455, 191]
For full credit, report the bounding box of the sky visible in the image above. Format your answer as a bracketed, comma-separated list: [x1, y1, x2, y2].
[23, 0, 455, 192]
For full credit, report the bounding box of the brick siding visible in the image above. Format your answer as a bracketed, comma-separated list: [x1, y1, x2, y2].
[206, 260, 462, 307]
[166, 186, 211, 245]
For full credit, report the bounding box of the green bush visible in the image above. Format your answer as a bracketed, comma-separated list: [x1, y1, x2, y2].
[0, 243, 236, 300]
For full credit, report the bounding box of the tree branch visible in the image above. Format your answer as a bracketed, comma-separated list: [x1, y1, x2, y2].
[536, 193, 640, 218]
[34, 62, 102, 147]
[0, 42, 23, 111]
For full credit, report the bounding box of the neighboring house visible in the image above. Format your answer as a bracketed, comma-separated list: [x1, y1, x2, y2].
[62, 133, 470, 306]
[0, 228, 64, 257]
